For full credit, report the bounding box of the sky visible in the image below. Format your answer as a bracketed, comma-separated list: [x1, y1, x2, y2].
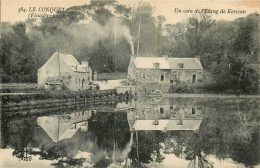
[1, 0, 260, 24]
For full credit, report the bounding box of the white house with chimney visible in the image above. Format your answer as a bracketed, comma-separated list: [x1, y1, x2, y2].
[38, 52, 94, 91]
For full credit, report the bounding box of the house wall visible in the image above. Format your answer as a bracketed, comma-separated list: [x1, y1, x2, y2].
[81, 61, 93, 81]
[135, 68, 203, 84]
[38, 55, 60, 89]
[127, 60, 136, 81]
[64, 70, 93, 91]
[132, 68, 204, 92]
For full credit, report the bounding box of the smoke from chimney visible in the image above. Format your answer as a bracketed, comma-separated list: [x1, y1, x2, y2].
[66, 17, 134, 55]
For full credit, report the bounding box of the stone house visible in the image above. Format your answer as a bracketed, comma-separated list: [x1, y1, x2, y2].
[127, 55, 204, 92]
[38, 52, 94, 91]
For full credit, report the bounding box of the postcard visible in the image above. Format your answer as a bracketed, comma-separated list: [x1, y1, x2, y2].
[0, 0, 259, 167]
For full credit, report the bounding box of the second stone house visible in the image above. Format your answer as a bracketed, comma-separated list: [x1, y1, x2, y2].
[127, 55, 205, 92]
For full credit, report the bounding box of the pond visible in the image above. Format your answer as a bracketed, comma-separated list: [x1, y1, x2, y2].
[0, 96, 259, 168]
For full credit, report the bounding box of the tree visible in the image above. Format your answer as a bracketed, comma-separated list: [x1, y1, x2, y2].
[0, 22, 37, 82]
[185, 14, 216, 66]
[229, 13, 259, 93]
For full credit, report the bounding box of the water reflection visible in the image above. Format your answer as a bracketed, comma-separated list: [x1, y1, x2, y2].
[1, 97, 259, 168]
[37, 111, 91, 142]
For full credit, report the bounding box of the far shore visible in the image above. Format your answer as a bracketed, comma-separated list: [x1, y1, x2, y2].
[1, 83, 259, 98]
[138, 93, 260, 98]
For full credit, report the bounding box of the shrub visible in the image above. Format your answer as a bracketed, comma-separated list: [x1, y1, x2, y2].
[169, 84, 194, 93]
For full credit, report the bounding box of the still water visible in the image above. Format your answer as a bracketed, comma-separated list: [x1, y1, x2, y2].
[1, 96, 259, 168]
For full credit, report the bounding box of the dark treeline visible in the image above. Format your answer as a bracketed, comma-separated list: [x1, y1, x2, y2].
[0, 0, 259, 93]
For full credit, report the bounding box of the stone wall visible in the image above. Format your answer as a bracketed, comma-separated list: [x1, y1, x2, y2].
[133, 68, 204, 93]
[68, 72, 90, 91]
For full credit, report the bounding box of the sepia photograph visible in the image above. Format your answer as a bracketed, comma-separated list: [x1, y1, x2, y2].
[0, 0, 259, 167]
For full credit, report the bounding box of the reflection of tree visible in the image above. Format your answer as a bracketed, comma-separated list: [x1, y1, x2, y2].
[199, 109, 260, 167]
[163, 111, 259, 168]
[164, 131, 191, 157]
[163, 131, 213, 168]
[185, 134, 213, 168]
[51, 158, 86, 168]
[88, 112, 131, 166]
[129, 131, 166, 167]
[160, 99, 260, 168]
[154, 131, 165, 163]
[12, 147, 32, 161]
[2, 117, 37, 162]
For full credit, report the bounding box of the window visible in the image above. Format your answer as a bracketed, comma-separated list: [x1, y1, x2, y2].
[142, 74, 146, 79]
[161, 74, 164, 81]
[192, 75, 197, 83]
[174, 73, 178, 79]
[160, 108, 164, 115]
[170, 106, 173, 109]
[170, 80, 174, 84]
[178, 63, 184, 69]
[82, 79, 85, 88]
[192, 108, 196, 114]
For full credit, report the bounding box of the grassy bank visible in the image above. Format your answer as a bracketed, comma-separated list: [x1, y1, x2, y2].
[0, 83, 39, 93]
[168, 83, 259, 95]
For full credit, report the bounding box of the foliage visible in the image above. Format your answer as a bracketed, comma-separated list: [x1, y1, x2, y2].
[0, 1, 259, 94]
[169, 84, 195, 93]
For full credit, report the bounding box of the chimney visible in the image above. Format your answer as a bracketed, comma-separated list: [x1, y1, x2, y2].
[163, 55, 168, 60]
[81, 60, 89, 67]
[195, 56, 200, 62]
[153, 63, 160, 69]
[81, 60, 89, 71]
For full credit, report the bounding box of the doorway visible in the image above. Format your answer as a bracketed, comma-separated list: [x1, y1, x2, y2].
[82, 79, 85, 88]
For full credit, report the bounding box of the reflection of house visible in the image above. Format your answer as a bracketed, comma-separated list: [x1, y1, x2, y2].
[133, 120, 202, 131]
[127, 98, 203, 131]
[38, 52, 95, 91]
[115, 100, 135, 111]
[37, 111, 92, 142]
[116, 86, 135, 95]
[127, 55, 204, 92]
[134, 98, 202, 120]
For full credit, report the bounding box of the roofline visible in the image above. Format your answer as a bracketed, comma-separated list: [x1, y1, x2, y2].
[133, 56, 200, 59]
[136, 68, 203, 70]
[74, 71, 88, 73]
[135, 130, 197, 131]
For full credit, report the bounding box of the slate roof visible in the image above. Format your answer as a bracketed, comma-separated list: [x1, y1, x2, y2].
[133, 120, 202, 131]
[133, 57, 203, 70]
[168, 58, 203, 69]
[134, 57, 170, 69]
[38, 52, 87, 72]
